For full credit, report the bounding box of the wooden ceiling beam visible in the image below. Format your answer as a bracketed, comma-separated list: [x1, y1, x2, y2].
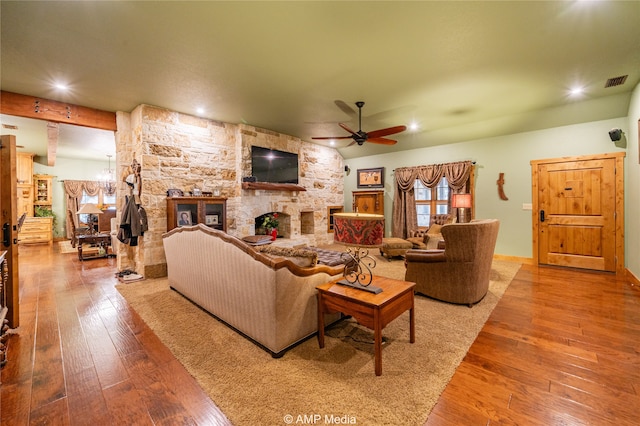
[46, 122, 58, 166]
[0, 91, 117, 131]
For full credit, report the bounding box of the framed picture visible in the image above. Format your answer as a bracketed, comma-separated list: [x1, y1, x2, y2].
[167, 188, 183, 197]
[205, 214, 219, 225]
[357, 167, 385, 188]
[177, 210, 192, 226]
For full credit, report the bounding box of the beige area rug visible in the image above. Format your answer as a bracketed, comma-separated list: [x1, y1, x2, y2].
[58, 240, 76, 254]
[116, 253, 521, 425]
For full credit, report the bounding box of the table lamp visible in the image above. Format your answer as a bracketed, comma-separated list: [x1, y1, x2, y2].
[333, 212, 385, 294]
[452, 193, 472, 223]
[76, 203, 104, 234]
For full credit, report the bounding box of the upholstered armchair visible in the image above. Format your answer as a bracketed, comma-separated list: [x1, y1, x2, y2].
[406, 214, 456, 250]
[404, 219, 500, 306]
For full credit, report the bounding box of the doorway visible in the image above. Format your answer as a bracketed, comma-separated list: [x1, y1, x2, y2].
[531, 152, 625, 274]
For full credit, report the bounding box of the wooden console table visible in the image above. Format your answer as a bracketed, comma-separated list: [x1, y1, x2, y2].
[316, 275, 416, 376]
[77, 233, 111, 260]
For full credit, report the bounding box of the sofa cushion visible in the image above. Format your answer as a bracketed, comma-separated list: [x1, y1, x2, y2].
[255, 245, 318, 267]
[406, 237, 427, 249]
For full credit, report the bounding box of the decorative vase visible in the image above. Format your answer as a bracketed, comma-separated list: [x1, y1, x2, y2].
[271, 228, 277, 241]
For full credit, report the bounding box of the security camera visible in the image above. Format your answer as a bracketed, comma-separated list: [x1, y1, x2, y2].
[609, 128, 622, 142]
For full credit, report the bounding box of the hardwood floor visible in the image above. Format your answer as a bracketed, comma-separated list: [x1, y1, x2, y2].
[2, 243, 639, 425]
[426, 265, 640, 425]
[1, 243, 230, 425]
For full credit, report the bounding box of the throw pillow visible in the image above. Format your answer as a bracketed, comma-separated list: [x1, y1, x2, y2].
[255, 245, 318, 267]
[425, 234, 443, 250]
[423, 224, 443, 243]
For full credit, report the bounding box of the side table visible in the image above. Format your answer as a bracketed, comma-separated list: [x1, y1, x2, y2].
[316, 275, 416, 376]
[77, 233, 111, 260]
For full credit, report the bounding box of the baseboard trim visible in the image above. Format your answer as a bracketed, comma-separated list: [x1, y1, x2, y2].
[626, 268, 640, 287]
[493, 254, 533, 264]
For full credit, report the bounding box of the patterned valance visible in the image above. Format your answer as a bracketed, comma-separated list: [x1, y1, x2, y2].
[63, 180, 102, 197]
[393, 160, 473, 192]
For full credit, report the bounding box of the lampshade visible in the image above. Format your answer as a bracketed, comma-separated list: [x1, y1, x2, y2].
[333, 213, 385, 248]
[332, 213, 385, 294]
[76, 203, 104, 215]
[452, 193, 472, 209]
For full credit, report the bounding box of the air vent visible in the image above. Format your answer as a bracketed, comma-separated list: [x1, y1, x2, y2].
[604, 75, 628, 88]
[2, 124, 18, 130]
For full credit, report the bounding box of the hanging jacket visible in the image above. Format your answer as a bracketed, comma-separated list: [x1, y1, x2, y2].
[117, 195, 143, 246]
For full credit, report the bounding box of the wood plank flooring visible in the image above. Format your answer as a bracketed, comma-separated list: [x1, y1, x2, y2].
[1, 243, 229, 425]
[1, 243, 638, 425]
[426, 265, 640, 425]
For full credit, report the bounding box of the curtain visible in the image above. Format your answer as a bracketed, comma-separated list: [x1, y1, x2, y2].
[392, 161, 474, 238]
[392, 167, 419, 239]
[63, 180, 102, 240]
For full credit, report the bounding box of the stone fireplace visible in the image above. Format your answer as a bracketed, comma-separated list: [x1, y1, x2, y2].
[115, 105, 346, 276]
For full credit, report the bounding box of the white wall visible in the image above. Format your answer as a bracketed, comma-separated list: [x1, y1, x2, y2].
[344, 116, 629, 261]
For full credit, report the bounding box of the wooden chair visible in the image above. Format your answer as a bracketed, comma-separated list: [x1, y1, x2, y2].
[67, 210, 89, 248]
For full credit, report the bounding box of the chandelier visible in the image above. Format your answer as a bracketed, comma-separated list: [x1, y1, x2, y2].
[98, 154, 117, 195]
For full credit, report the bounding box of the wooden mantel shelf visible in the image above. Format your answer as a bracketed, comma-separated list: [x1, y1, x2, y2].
[241, 182, 306, 191]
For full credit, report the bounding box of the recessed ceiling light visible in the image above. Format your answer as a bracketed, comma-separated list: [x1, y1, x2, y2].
[196, 107, 205, 115]
[409, 122, 419, 131]
[54, 82, 69, 91]
[569, 86, 585, 96]
[330, 140, 335, 146]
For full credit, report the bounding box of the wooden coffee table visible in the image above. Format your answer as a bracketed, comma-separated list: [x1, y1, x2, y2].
[316, 276, 416, 376]
[77, 233, 111, 260]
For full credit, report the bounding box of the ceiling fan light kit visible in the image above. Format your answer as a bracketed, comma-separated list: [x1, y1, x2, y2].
[312, 101, 406, 147]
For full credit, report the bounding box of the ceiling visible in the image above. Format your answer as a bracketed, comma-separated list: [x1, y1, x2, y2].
[1, 1, 639, 161]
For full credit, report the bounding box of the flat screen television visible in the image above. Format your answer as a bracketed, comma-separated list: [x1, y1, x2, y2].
[251, 146, 299, 184]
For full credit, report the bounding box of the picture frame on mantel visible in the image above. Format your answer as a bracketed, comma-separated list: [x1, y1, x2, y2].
[357, 167, 385, 188]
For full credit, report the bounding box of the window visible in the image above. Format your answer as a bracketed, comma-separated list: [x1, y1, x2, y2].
[415, 178, 450, 227]
[78, 188, 115, 224]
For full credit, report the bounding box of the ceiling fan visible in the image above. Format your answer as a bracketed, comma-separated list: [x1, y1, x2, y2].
[312, 101, 406, 146]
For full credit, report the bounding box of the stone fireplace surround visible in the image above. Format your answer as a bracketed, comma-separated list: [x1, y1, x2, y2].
[114, 104, 346, 277]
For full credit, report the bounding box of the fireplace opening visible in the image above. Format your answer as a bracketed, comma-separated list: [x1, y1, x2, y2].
[255, 212, 290, 238]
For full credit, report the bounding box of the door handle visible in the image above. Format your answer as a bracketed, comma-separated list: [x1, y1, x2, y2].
[2, 222, 10, 247]
[540, 210, 545, 223]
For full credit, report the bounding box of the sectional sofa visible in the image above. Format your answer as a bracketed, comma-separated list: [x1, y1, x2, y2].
[162, 224, 343, 357]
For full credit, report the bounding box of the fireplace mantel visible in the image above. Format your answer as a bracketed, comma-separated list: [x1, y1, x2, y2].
[241, 182, 306, 192]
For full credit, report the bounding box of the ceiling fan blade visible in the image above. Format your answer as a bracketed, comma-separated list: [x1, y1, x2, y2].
[367, 137, 398, 145]
[338, 123, 357, 135]
[366, 125, 407, 139]
[311, 135, 353, 140]
[346, 140, 357, 147]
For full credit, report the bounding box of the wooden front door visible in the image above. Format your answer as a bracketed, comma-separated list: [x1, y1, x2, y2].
[531, 152, 624, 273]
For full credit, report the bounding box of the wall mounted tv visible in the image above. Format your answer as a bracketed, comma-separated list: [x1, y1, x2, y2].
[251, 146, 299, 184]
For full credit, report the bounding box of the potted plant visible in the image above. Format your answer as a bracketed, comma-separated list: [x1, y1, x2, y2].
[262, 213, 279, 240]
